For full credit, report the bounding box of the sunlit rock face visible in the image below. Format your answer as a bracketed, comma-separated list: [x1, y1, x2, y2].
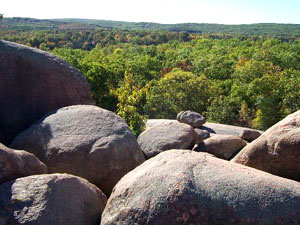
[0, 173, 107, 225]
[11, 105, 145, 196]
[232, 110, 300, 182]
[102, 150, 300, 225]
[0, 40, 93, 145]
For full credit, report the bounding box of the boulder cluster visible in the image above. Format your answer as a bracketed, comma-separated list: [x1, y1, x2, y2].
[0, 41, 144, 224]
[1, 40, 300, 225]
[142, 110, 261, 160]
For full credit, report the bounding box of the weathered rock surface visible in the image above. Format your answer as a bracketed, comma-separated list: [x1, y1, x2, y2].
[0, 143, 47, 184]
[177, 110, 206, 128]
[201, 122, 263, 137]
[146, 119, 263, 137]
[146, 119, 175, 130]
[137, 121, 197, 159]
[101, 150, 300, 225]
[11, 105, 145, 195]
[232, 110, 300, 181]
[194, 134, 247, 160]
[194, 128, 210, 144]
[0, 173, 107, 225]
[0, 40, 93, 145]
[239, 129, 262, 142]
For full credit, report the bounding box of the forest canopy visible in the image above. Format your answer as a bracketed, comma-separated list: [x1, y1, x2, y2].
[1, 17, 300, 135]
[52, 38, 300, 135]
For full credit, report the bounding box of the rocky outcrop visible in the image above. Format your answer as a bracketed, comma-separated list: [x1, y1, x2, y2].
[194, 134, 247, 160]
[0, 143, 47, 184]
[201, 122, 263, 137]
[0, 173, 107, 225]
[146, 120, 262, 142]
[232, 110, 300, 182]
[101, 150, 300, 225]
[177, 110, 206, 128]
[137, 121, 197, 159]
[11, 105, 145, 195]
[0, 40, 93, 145]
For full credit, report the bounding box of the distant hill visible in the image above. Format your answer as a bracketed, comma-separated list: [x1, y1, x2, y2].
[53, 18, 300, 37]
[1, 17, 300, 37]
[0, 17, 100, 30]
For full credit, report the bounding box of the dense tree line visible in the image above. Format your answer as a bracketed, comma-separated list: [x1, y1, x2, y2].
[50, 38, 300, 135]
[0, 29, 192, 50]
[2, 17, 300, 39]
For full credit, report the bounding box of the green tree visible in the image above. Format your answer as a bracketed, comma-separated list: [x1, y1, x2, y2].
[145, 68, 211, 119]
[237, 101, 254, 127]
[280, 69, 300, 113]
[112, 71, 147, 137]
[79, 61, 118, 111]
[206, 95, 240, 125]
[247, 74, 283, 130]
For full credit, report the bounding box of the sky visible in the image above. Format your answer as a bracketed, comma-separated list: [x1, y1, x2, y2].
[2, 0, 300, 24]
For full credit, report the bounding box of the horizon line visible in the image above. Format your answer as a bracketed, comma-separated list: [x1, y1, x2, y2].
[4, 16, 300, 26]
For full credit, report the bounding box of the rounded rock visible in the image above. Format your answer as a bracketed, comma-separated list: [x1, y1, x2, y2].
[239, 129, 262, 142]
[137, 121, 197, 159]
[194, 134, 247, 160]
[0, 173, 107, 225]
[0, 40, 93, 145]
[101, 150, 300, 225]
[177, 110, 206, 128]
[232, 110, 300, 181]
[0, 143, 47, 184]
[11, 105, 145, 195]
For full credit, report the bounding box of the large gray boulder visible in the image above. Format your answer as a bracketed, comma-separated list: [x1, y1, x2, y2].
[0, 173, 107, 225]
[232, 110, 300, 181]
[0, 143, 47, 185]
[101, 150, 300, 225]
[0, 40, 93, 145]
[137, 121, 197, 159]
[194, 134, 247, 160]
[11, 105, 145, 195]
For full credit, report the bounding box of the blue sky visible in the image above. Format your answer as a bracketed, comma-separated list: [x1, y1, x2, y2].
[2, 0, 300, 24]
